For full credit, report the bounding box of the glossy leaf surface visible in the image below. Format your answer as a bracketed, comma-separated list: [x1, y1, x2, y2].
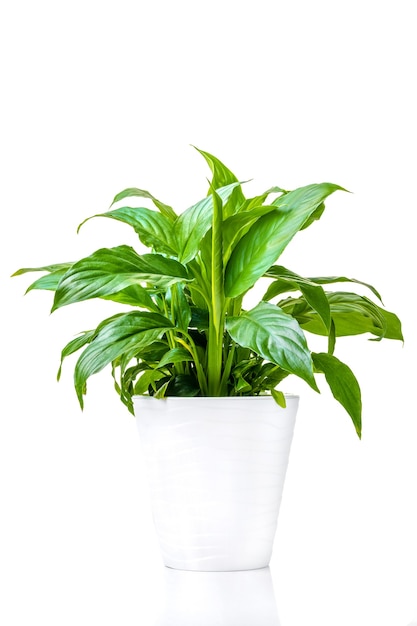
[280, 291, 403, 340]
[225, 183, 344, 297]
[75, 311, 173, 406]
[263, 265, 331, 331]
[226, 302, 318, 390]
[110, 187, 177, 221]
[313, 352, 362, 438]
[176, 182, 242, 264]
[78, 207, 178, 255]
[52, 246, 190, 311]
[194, 147, 246, 216]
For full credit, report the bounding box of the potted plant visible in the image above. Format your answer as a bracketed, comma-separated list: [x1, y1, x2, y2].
[13, 148, 403, 571]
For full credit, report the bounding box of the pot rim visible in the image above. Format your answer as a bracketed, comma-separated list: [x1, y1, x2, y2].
[133, 393, 299, 402]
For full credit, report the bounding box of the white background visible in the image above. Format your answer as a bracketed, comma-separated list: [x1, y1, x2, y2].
[1, 1, 416, 624]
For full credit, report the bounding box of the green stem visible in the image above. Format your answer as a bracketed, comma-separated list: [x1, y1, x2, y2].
[176, 329, 209, 395]
[207, 187, 225, 395]
[219, 342, 236, 395]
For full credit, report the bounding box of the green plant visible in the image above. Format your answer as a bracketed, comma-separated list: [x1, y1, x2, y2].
[13, 148, 403, 437]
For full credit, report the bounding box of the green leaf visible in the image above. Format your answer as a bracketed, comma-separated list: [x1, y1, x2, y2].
[170, 283, 191, 331]
[307, 275, 383, 302]
[190, 307, 209, 330]
[57, 330, 95, 380]
[157, 347, 194, 369]
[299, 201, 326, 230]
[222, 205, 279, 264]
[271, 389, 286, 408]
[78, 207, 178, 255]
[265, 186, 289, 196]
[238, 194, 269, 212]
[52, 246, 190, 311]
[110, 187, 177, 221]
[328, 318, 336, 355]
[25, 269, 69, 293]
[101, 284, 158, 310]
[11, 263, 73, 294]
[234, 187, 286, 214]
[166, 374, 200, 396]
[235, 376, 252, 393]
[226, 302, 318, 391]
[12, 262, 73, 277]
[263, 265, 331, 331]
[136, 342, 171, 363]
[154, 380, 170, 398]
[74, 311, 174, 406]
[194, 146, 246, 216]
[134, 369, 167, 395]
[377, 309, 403, 341]
[221, 187, 290, 262]
[175, 182, 242, 264]
[281, 291, 403, 340]
[225, 183, 345, 297]
[313, 352, 362, 438]
[114, 360, 148, 413]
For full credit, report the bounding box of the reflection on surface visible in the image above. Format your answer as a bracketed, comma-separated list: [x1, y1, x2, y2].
[154, 566, 281, 625]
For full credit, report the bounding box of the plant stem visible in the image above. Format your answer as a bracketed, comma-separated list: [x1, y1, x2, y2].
[207, 188, 225, 395]
[219, 342, 236, 395]
[176, 330, 209, 395]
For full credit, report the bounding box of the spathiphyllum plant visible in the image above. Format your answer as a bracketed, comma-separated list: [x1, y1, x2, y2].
[13, 148, 403, 438]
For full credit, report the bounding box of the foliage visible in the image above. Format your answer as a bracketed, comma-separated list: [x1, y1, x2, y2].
[13, 148, 403, 437]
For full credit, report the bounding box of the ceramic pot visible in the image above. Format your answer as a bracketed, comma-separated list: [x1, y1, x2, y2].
[134, 395, 298, 571]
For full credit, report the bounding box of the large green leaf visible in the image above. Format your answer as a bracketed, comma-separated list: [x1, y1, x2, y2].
[313, 352, 362, 438]
[110, 187, 177, 221]
[280, 291, 403, 340]
[52, 246, 190, 311]
[226, 302, 318, 390]
[74, 311, 174, 406]
[307, 274, 383, 302]
[175, 182, 242, 264]
[222, 205, 279, 264]
[78, 207, 178, 256]
[194, 146, 246, 216]
[225, 183, 344, 297]
[263, 265, 331, 331]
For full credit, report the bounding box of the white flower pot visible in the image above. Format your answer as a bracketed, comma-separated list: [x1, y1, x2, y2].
[134, 395, 298, 572]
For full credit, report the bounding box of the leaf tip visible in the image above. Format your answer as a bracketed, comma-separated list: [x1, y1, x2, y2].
[76, 388, 85, 410]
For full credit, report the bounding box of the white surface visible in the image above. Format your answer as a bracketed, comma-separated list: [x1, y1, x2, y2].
[135, 396, 297, 571]
[1, 1, 416, 624]
[155, 566, 281, 625]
